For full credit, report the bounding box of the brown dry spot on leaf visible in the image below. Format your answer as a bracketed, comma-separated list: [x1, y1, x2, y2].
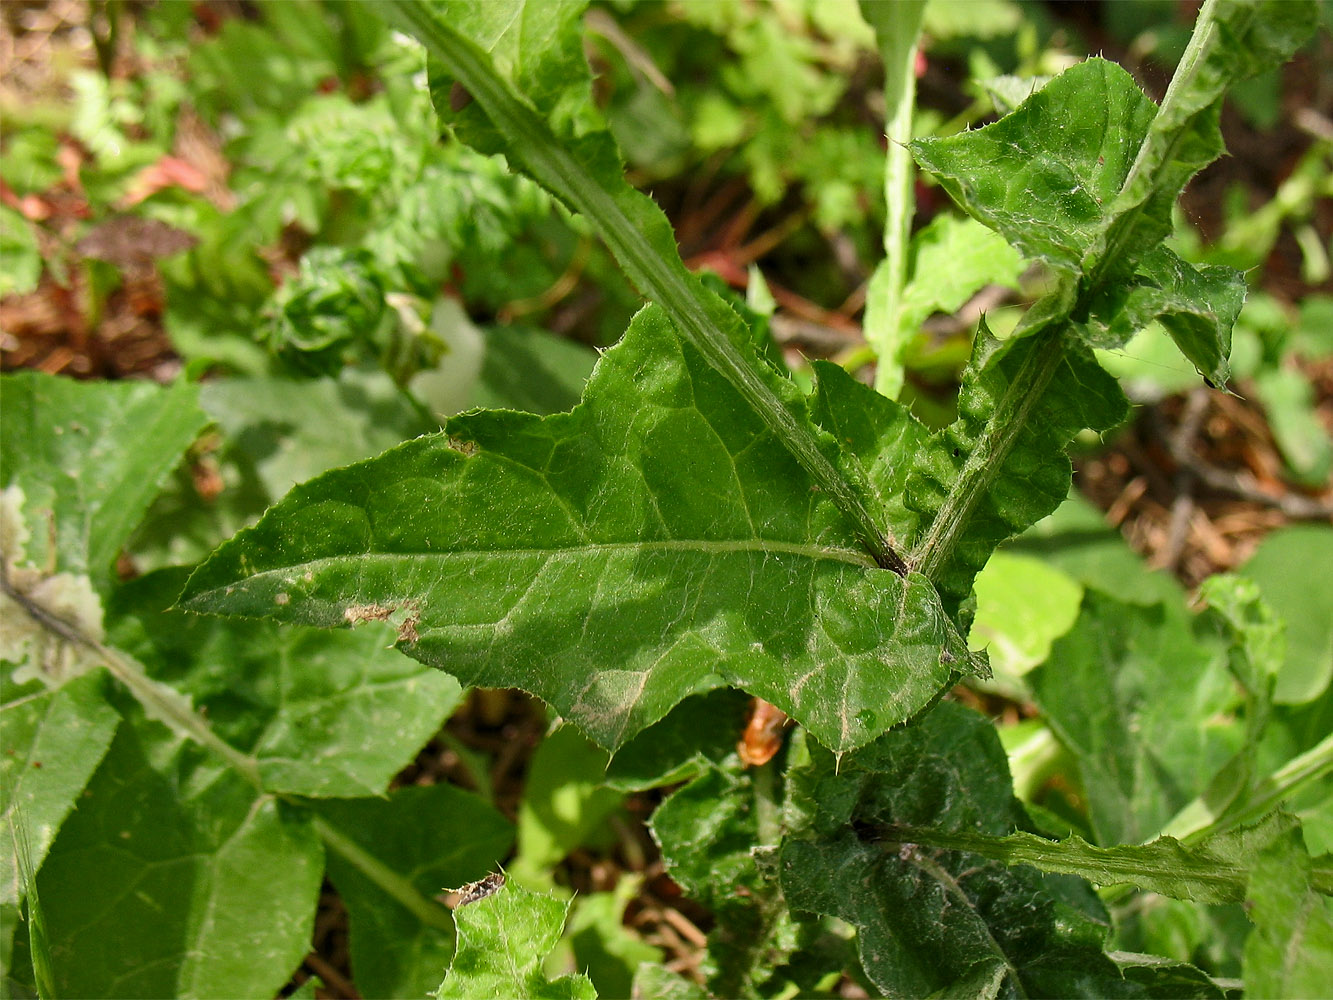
[342, 601, 420, 644]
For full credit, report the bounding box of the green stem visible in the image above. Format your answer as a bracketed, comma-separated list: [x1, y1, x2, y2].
[1159, 731, 1333, 844]
[311, 815, 456, 934]
[860, 0, 927, 400]
[910, 328, 1066, 581]
[2, 567, 264, 789]
[378, 0, 906, 575]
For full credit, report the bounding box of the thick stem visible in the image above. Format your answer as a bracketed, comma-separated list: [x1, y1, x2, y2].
[378, 0, 907, 575]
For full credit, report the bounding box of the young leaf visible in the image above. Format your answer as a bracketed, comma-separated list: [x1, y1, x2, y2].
[778, 702, 1135, 997]
[181, 308, 969, 753]
[314, 785, 514, 1000]
[0, 372, 208, 584]
[437, 881, 596, 1000]
[33, 721, 323, 999]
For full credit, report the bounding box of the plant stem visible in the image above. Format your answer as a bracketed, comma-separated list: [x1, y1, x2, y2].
[910, 328, 1067, 581]
[2, 567, 264, 789]
[860, 0, 927, 400]
[311, 815, 456, 934]
[378, 0, 907, 575]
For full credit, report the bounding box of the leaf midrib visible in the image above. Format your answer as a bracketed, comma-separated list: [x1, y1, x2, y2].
[206, 537, 881, 589]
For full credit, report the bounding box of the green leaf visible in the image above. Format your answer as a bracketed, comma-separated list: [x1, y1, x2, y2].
[1109, 952, 1229, 999]
[630, 963, 708, 1000]
[512, 725, 623, 881]
[1243, 825, 1333, 998]
[384, 0, 904, 573]
[34, 720, 323, 998]
[109, 568, 462, 798]
[1086, 0, 1318, 289]
[1008, 492, 1183, 608]
[1078, 246, 1246, 386]
[910, 59, 1159, 280]
[180, 307, 969, 753]
[651, 759, 803, 997]
[0, 373, 208, 584]
[314, 785, 514, 1000]
[0, 671, 119, 907]
[906, 327, 1127, 612]
[1031, 592, 1241, 845]
[606, 689, 752, 792]
[778, 702, 1133, 998]
[1253, 367, 1333, 486]
[1240, 525, 1333, 705]
[131, 368, 432, 572]
[437, 880, 596, 1000]
[968, 551, 1084, 680]
[471, 325, 597, 415]
[867, 214, 1025, 399]
[565, 878, 663, 1000]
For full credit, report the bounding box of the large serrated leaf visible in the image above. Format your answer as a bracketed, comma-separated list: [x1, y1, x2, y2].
[181, 308, 967, 752]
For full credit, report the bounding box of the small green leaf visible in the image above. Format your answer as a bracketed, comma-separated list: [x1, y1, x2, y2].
[566, 878, 663, 1000]
[437, 881, 596, 1000]
[1253, 366, 1333, 486]
[910, 59, 1158, 279]
[315, 785, 514, 1000]
[1078, 246, 1245, 386]
[1240, 525, 1333, 705]
[969, 551, 1084, 680]
[34, 721, 323, 998]
[0, 373, 208, 584]
[512, 725, 623, 881]
[1243, 825, 1333, 998]
[181, 308, 968, 753]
